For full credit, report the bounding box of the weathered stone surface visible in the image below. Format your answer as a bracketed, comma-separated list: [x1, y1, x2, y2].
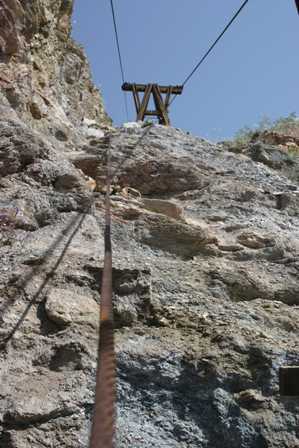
[45, 288, 99, 328]
[0, 119, 50, 176]
[228, 139, 299, 183]
[118, 157, 207, 194]
[0, 2, 299, 448]
[246, 142, 295, 169]
[237, 231, 275, 249]
[275, 191, 299, 214]
[251, 129, 299, 147]
[137, 214, 217, 258]
[1, 120, 299, 447]
[0, 0, 24, 55]
[0, 0, 111, 153]
[112, 268, 152, 327]
[142, 198, 184, 220]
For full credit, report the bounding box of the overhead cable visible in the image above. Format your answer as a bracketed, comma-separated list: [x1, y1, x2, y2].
[109, 0, 129, 121]
[170, 0, 249, 105]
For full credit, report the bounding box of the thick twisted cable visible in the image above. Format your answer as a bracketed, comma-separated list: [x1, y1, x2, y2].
[89, 146, 116, 448]
[89, 124, 154, 447]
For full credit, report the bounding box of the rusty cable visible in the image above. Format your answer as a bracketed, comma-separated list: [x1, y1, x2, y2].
[89, 124, 154, 447]
[89, 142, 116, 448]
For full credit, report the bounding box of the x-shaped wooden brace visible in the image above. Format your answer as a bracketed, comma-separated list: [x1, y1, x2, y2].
[131, 83, 172, 125]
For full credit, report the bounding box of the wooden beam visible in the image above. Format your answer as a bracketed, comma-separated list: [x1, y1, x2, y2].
[137, 83, 152, 121]
[124, 82, 181, 125]
[132, 83, 141, 115]
[164, 86, 172, 111]
[152, 84, 170, 125]
[122, 82, 183, 95]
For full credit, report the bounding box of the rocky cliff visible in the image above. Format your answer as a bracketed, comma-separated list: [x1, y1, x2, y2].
[1, 2, 299, 448]
[0, 0, 110, 149]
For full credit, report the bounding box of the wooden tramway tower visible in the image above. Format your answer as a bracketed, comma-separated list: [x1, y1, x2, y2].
[122, 82, 183, 126]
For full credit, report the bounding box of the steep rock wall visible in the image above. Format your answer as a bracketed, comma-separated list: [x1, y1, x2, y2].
[0, 121, 299, 447]
[0, 0, 111, 150]
[0, 1, 299, 448]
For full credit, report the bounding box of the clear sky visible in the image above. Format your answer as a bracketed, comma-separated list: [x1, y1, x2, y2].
[72, 1, 299, 141]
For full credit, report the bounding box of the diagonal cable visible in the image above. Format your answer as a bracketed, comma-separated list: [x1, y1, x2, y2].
[109, 0, 129, 121]
[170, 0, 249, 106]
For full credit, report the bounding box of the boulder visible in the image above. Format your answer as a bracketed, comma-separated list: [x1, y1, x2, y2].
[45, 288, 99, 328]
[141, 198, 184, 220]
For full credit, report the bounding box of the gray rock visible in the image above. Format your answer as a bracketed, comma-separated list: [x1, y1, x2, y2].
[45, 288, 99, 328]
[0, 120, 299, 447]
[142, 198, 184, 220]
[247, 142, 295, 169]
[136, 213, 217, 259]
[0, 2, 299, 447]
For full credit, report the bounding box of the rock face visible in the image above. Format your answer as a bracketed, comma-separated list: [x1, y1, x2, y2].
[1, 3, 299, 448]
[251, 130, 299, 147]
[1, 120, 299, 448]
[0, 0, 111, 151]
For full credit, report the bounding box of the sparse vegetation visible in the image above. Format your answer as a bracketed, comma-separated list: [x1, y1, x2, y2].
[233, 113, 299, 146]
[287, 145, 299, 157]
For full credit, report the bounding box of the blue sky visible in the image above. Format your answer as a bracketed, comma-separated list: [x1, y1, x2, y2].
[73, 1, 299, 141]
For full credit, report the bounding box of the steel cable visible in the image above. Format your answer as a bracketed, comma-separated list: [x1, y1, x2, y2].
[110, 0, 129, 121]
[170, 0, 249, 106]
[89, 141, 116, 448]
[89, 123, 154, 448]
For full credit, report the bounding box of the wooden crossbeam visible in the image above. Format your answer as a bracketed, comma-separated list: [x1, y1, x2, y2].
[122, 82, 183, 126]
[122, 82, 183, 95]
[132, 83, 141, 113]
